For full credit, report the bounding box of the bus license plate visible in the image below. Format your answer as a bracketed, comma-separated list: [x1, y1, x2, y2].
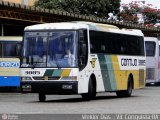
[22, 85, 32, 92]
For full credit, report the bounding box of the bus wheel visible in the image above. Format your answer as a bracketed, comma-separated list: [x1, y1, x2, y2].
[39, 93, 46, 102]
[116, 76, 133, 97]
[81, 78, 96, 101]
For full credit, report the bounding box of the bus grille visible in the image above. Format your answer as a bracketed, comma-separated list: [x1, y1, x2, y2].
[146, 68, 155, 80]
[33, 77, 60, 80]
[139, 69, 145, 86]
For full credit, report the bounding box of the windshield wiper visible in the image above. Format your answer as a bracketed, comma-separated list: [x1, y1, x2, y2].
[28, 57, 44, 68]
[32, 62, 44, 68]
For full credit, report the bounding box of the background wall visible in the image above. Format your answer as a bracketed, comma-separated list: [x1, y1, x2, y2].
[2, 0, 38, 6]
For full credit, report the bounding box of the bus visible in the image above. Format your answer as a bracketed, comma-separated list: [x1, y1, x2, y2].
[20, 22, 146, 101]
[145, 37, 160, 85]
[0, 36, 22, 88]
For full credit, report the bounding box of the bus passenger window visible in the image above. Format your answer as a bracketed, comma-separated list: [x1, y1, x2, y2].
[3, 43, 17, 57]
[0, 43, 2, 57]
[101, 45, 106, 52]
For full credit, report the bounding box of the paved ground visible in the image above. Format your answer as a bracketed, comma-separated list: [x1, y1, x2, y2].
[0, 86, 160, 115]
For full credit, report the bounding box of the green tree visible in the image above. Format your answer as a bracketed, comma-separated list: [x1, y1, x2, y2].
[34, 0, 60, 9]
[35, 0, 120, 18]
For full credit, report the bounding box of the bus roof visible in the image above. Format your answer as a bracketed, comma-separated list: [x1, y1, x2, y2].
[0, 36, 22, 41]
[24, 21, 143, 36]
[144, 37, 158, 42]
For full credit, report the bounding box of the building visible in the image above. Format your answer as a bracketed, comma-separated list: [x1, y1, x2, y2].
[2, 0, 38, 6]
[0, 0, 160, 36]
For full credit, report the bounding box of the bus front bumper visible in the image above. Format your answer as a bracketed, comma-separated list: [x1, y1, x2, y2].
[21, 81, 78, 94]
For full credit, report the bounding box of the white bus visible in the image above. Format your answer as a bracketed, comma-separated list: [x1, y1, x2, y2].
[20, 22, 146, 101]
[0, 36, 22, 87]
[145, 37, 160, 85]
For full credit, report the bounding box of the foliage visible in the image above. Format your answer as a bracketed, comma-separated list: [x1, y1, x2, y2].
[143, 7, 159, 24]
[120, 1, 160, 26]
[35, 0, 120, 18]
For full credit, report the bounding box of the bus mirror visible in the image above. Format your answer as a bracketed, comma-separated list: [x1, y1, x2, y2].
[80, 37, 84, 42]
[80, 43, 86, 56]
[79, 30, 84, 42]
[16, 44, 22, 56]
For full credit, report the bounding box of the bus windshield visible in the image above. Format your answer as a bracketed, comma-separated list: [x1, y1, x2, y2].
[0, 42, 21, 57]
[145, 41, 156, 56]
[21, 31, 78, 68]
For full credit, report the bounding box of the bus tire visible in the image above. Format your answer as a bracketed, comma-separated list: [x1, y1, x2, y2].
[81, 77, 96, 101]
[39, 93, 46, 102]
[116, 76, 133, 97]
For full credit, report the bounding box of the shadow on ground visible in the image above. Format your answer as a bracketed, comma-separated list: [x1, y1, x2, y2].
[30, 94, 140, 103]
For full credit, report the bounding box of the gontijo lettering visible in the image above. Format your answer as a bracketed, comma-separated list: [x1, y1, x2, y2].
[121, 58, 137, 66]
[0, 62, 20, 67]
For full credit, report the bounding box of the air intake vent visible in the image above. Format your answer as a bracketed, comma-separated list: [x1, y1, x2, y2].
[139, 69, 145, 86]
[33, 77, 60, 80]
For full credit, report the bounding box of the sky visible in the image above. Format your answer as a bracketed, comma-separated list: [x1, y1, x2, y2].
[121, 0, 160, 9]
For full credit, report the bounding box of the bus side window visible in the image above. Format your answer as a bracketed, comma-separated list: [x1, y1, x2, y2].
[101, 45, 106, 52]
[0, 43, 2, 57]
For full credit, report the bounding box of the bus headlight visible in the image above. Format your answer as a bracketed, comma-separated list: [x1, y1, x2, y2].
[21, 77, 32, 81]
[60, 76, 77, 80]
